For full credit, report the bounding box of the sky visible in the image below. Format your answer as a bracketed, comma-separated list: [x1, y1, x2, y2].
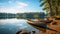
[0, 0, 44, 14]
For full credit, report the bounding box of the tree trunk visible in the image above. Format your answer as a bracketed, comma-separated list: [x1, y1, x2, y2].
[56, 6, 58, 15]
[47, 0, 53, 16]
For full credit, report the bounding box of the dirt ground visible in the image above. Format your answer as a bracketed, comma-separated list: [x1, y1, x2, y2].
[37, 17, 60, 34]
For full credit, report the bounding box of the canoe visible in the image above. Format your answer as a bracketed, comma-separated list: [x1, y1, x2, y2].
[27, 20, 46, 32]
[26, 19, 58, 32]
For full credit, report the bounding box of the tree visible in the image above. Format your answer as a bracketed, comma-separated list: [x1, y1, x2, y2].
[39, 0, 60, 17]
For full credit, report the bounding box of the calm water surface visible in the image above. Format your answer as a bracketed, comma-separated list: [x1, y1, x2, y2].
[0, 18, 39, 34]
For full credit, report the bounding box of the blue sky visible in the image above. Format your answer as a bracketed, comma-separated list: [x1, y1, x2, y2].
[0, 0, 44, 14]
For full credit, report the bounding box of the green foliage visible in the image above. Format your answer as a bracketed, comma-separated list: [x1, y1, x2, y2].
[40, 0, 47, 7]
[39, 0, 60, 17]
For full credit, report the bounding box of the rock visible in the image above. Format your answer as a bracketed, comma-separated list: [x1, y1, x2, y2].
[16, 30, 31, 34]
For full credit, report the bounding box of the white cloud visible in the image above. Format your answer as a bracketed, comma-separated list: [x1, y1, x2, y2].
[18, 2, 28, 6]
[16, 1, 28, 8]
[0, 2, 28, 13]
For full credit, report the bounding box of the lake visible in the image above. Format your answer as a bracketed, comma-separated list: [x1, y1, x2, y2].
[0, 18, 39, 34]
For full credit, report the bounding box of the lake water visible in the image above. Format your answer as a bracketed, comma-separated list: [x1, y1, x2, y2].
[0, 18, 39, 34]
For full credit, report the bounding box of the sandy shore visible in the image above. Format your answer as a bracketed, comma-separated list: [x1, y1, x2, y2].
[37, 17, 60, 34]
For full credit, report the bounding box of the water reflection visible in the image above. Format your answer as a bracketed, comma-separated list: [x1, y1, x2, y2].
[0, 18, 39, 34]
